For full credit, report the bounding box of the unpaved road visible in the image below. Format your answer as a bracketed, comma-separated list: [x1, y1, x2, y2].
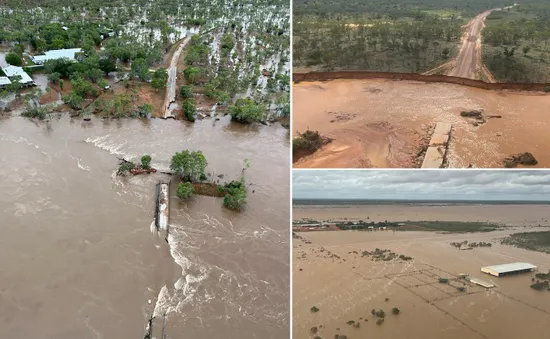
[449, 10, 494, 79]
[164, 36, 191, 118]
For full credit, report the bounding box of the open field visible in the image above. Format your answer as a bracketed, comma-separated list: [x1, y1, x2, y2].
[293, 204, 550, 339]
[293, 79, 550, 168]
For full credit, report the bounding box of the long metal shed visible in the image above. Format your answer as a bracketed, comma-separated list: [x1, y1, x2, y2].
[481, 263, 537, 277]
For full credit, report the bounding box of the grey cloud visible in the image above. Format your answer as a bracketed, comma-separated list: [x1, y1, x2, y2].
[292, 170, 550, 200]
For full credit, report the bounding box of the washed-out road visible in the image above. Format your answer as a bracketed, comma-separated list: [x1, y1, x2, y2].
[449, 9, 494, 79]
[164, 36, 191, 118]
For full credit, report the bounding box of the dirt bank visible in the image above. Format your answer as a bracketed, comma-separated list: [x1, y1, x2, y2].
[293, 79, 550, 168]
[293, 71, 550, 90]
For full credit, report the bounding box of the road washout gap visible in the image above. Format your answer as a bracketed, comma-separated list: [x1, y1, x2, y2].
[164, 36, 192, 118]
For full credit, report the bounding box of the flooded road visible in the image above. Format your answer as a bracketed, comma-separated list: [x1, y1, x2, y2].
[293, 204, 550, 339]
[293, 79, 550, 168]
[0, 115, 289, 338]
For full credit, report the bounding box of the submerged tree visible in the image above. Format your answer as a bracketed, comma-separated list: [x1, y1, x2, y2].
[170, 150, 207, 182]
[176, 182, 194, 199]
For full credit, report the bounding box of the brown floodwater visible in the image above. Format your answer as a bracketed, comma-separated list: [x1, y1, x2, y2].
[293, 204, 550, 339]
[293, 79, 550, 168]
[0, 115, 289, 339]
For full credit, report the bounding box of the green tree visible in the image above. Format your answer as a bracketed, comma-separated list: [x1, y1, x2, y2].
[179, 85, 193, 98]
[184, 67, 202, 84]
[151, 77, 164, 91]
[62, 92, 84, 109]
[5, 52, 22, 66]
[183, 99, 196, 122]
[170, 150, 208, 182]
[136, 103, 153, 117]
[70, 76, 93, 97]
[140, 155, 152, 169]
[176, 182, 194, 199]
[223, 178, 247, 211]
[131, 58, 150, 81]
[98, 58, 117, 75]
[47, 72, 61, 84]
[228, 98, 266, 123]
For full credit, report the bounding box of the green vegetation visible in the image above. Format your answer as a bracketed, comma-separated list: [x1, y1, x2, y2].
[117, 161, 135, 175]
[391, 307, 400, 315]
[5, 52, 22, 66]
[223, 178, 247, 211]
[140, 155, 151, 169]
[183, 99, 196, 122]
[228, 98, 266, 123]
[293, 130, 328, 160]
[450, 240, 492, 249]
[170, 150, 207, 182]
[397, 221, 499, 233]
[482, 7, 550, 83]
[310, 306, 320, 313]
[180, 85, 194, 99]
[176, 182, 195, 199]
[501, 231, 550, 254]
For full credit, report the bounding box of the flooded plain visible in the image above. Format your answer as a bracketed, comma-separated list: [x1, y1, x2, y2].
[293, 79, 550, 168]
[0, 115, 289, 339]
[293, 204, 550, 339]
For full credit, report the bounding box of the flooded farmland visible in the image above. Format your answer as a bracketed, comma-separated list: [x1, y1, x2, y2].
[293, 79, 550, 168]
[0, 115, 289, 339]
[293, 203, 550, 339]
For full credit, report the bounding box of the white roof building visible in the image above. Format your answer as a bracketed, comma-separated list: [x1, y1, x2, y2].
[31, 48, 83, 64]
[0, 76, 12, 87]
[481, 262, 537, 277]
[1, 66, 34, 85]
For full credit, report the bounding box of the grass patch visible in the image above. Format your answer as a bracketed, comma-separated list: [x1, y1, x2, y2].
[500, 231, 550, 254]
[396, 221, 499, 233]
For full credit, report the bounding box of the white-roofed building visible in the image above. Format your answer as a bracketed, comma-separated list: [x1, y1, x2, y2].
[31, 48, 83, 65]
[481, 262, 537, 277]
[0, 76, 12, 87]
[1, 65, 34, 86]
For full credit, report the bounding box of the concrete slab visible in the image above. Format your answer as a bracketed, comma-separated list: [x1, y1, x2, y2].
[433, 122, 452, 136]
[421, 146, 445, 168]
[429, 133, 449, 146]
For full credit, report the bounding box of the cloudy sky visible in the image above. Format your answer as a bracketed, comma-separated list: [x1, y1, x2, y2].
[293, 170, 550, 201]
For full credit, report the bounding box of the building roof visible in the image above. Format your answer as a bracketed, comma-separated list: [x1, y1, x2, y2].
[0, 77, 12, 86]
[32, 48, 82, 63]
[1, 66, 33, 84]
[482, 262, 537, 273]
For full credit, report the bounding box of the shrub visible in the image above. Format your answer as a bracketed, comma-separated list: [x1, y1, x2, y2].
[223, 178, 247, 211]
[176, 182, 194, 199]
[293, 130, 327, 156]
[375, 309, 385, 318]
[310, 327, 318, 334]
[228, 98, 266, 123]
[310, 306, 320, 313]
[180, 85, 193, 98]
[183, 99, 196, 122]
[140, 155, 152, 169]
[117, 161, 135, 175]
[392, 307, 400, 315]
[5, 52, 22, 66]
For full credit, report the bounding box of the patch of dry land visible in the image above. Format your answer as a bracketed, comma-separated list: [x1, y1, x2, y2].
[293, 204, 550, 339]
[292, 79, 550, 168]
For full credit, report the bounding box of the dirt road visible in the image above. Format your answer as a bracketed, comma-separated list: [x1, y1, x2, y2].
[449, 10, 494, 79]
[164, 36, 191, 118]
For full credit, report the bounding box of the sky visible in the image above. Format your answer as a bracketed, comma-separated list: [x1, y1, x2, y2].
[292, 170, 550, 201]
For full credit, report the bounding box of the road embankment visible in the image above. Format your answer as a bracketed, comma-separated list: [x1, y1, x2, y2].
[293, 71, 550, 92]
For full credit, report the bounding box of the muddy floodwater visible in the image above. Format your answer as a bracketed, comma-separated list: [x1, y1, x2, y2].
[0, 115, 289, 339]
[293, 204, 550, 339]
[293, 79, 550, 168]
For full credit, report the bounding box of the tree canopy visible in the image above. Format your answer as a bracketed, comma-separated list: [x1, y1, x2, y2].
[170, 150, 207, 182]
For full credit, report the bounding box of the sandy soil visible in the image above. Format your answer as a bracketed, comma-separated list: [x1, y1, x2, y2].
[293, 205, 550, 339]
[292, 79, 550, 168]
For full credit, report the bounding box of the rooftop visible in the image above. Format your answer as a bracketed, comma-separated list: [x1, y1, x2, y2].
[1, 66, 33, 84]
[0, 77, 12, 86]
[32, 48, 82, 63]
[482, 262, 537, 273]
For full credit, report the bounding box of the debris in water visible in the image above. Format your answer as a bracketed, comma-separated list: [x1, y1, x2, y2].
[504, 152, 538, 168]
